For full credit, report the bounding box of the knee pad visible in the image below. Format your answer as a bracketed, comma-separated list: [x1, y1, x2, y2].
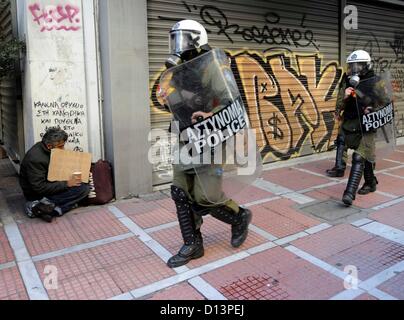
[171, 186, 189, 204]
[352, 152, 365, 164]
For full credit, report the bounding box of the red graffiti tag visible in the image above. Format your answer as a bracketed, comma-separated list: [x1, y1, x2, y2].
[29, 3, 81, 32]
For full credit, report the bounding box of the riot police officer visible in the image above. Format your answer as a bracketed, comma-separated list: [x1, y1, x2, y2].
[163, 20, 253, 268]
[338, 50, 381, 206]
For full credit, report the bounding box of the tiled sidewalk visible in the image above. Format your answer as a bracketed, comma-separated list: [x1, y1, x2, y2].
[0, 147, 404, 300]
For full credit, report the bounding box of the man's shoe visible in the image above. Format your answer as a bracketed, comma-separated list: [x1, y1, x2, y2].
[35, 199, 56, 215]
[231, 208, 252, 248]
[32, 202, 56, 223]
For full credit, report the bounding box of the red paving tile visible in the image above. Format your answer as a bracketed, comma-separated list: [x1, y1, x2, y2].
[89, 237, 156, 267]
[0, 267, 29, 300]
[115, 200, 161, 216]
[154, 198, 177, 212]
[354, 192, 394, 209]
[250, 202, 317, 239]
[325, 236, 404, 281]
[19, 209, 130, 257]
[128, 206, 177, 229]
[354, 193, 395, 209]
[106, 254, 175, 293]
[387, 166, 404, 177]
[202, 247, 344, 300]
[262, 199, 320, 228]
[374, 159, 402, 171]
[291, 225, 374, 260]
[231, 185, 274, 205]
[295, 159, 341, 177]
[262, 167, 331, 191]
[369, 202, 404, 230]
[314, 183, 346, 200]
[378, 272, 404, 299]
[0, 228, 14, 264]
[18, 218, 83, 256]
[151, 217, 267, 268]
[312, 183, 393, 209]
[384, 151, 404, 163]
[304, 190, 332, 202]
[35, 250, 103, 283]
[68, 208, 130, 243]
[147, 282, 205, 300]
[46, 269, 122, 300]
[34, 236, 174, 298]
[376, 174, 404, 197]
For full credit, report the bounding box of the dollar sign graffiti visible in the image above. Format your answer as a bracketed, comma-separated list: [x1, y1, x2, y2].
[267, 113, 284, 140]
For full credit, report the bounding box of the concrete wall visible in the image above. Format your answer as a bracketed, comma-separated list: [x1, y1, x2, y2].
[21, 0, 102, 159]
[99, 0, 153, 198]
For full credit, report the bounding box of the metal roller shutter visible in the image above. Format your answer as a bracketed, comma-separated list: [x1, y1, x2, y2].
[0, 0, 21, 162]
[347, 1, 404, 137]
[148, 0, 342, 186]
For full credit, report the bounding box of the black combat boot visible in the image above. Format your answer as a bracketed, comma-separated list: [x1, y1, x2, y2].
[211, 206, 252, 248]
[167, 186, 204, 269]
[342, 153, 365, 206]
[326, 135, 346, 178]
[358, 161, 378, 195]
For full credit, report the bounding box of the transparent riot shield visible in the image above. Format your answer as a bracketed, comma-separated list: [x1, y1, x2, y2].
[352, 71, 396, 162]
[158, 48, 263, 205]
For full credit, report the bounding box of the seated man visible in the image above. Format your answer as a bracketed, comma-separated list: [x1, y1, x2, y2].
[19, 128, 90, 223]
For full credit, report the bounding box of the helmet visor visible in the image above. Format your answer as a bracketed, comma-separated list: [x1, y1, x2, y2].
[347, 62, 367, 76]
[169, 30, 200, 55]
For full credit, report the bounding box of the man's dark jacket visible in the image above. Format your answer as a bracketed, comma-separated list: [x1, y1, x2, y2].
[19, 142, 68, 201]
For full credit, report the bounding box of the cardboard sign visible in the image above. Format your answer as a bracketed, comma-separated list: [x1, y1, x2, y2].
[48, 149, 92, 183]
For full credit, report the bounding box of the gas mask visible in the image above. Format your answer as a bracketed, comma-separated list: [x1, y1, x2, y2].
[165, 46, 212, 69]
[165, 29, 201, 69]
[165, 51, 197, 69]
[349, 75, 361, 88]
[165, 54, 183, 69]
[348, 62, 368, 88]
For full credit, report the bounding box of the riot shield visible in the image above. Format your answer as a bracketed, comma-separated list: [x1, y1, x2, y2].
[352, 71, 396, 162]
[158, 48, 263, 205]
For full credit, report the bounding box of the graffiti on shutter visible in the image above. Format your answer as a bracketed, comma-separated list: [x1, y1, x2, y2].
[151, 51, 342, 162]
